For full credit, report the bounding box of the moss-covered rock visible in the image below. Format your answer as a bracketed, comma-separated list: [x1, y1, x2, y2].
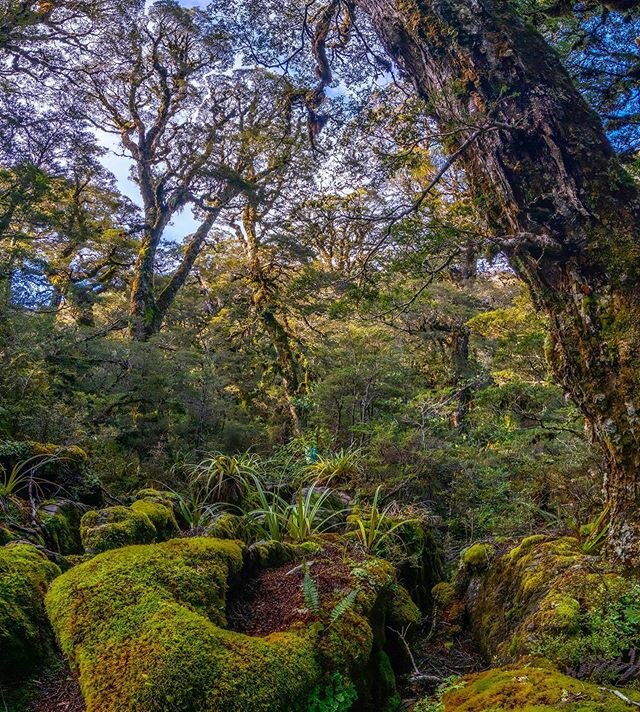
[205, 512, 245, 540]
[0, 543, 60, 682]
[80, 505, 156, 553]
[440, 662, 640, 711]
[46, 538, 316, 711]
[37, 499, 85, 555]
[462, 542, 494, 567]
[465, 535, 640, 674]
[130, 499, 178, 541]
[46, 536, 405, 711]
[0, 524, 15, 545]
[248, 539, 322, 570]
[387, 584, 421, 628]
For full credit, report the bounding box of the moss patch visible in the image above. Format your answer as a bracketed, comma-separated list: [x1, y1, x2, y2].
[0, 543, 61, 682]
[130, 499, 178, 541]
[46, 536, 405, 711]
[465, 535, 640, 675]
[442, 663, 640, 711]
[462, 543, 494, 567]
[80, 505, 156, 553]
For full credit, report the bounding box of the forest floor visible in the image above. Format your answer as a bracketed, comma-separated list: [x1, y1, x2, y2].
[227, 540, 360, 634]
[6, 656, 86, 712]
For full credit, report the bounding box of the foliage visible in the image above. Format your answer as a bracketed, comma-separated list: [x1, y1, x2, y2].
[246, 477, 343, 543]
[305, 449, 363, 484]
[183, 452, 259, 505]
[349, 487, 417, 555]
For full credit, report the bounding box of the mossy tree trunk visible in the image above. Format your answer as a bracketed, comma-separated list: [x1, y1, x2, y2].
[355, 0, 640, 563]
[242, 201, 306, 436]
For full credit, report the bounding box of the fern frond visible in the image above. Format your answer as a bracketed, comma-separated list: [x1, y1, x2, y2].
[329, 589, 357, 625]
[303, 566, 320, 613]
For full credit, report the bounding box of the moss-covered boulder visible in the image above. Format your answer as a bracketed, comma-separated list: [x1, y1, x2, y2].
[461, 542, 494, 568]
[130, 499, 178, 541]
[46, 537, 409, 711]
[133, 487, 186, 524]
[205, 512, 246, 540]
[80, 505, 156, 553]
[0, 543, 61, 682]
[465, 535, 640, 675]
[37, 499, 86, 555]
[439, 662, 640, 711]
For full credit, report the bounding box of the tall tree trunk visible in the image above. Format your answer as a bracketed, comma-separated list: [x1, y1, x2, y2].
[261, 308, 304, 437]
[128, 227, 161, 341]
[448, 326, 470, 432]
[355, 0, 640, 563]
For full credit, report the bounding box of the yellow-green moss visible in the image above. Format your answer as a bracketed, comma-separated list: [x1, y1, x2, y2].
[432, 582, 456, 607]
[46, 536, 402, 711]
[80, 505, 156, 553]
[387, 584, 421, 627]
[130, 499, 178, 541]
[462, 543, 494, 567]
[466, 534, 640, 671]
[0, 543, 61, 682]
[442, 663, 640, 711]
[205, 512, 245, 540]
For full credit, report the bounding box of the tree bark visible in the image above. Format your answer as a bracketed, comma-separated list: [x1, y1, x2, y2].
[355, 0, 640, 563]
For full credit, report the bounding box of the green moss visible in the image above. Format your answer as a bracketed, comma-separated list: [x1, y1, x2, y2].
[205, 512, 245, 540]
[442, 663, 640, 711]
[37, 500, 85, 555]
[248, 539, 322, 569]
[432, 582, 456, 607]
[0, 524, 15, 545]
[462, 543, 494, 567]
[80, 505, 156, 553]
[0, 543, 60, 682]
[130, 499, 178, 541]
[387, 584, 421, 627]
[466, 534, 640, 673]
[46, 537, 401, 711]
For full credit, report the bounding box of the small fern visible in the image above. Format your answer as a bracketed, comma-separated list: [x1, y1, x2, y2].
[303, 565, 320, 613]
[329, 589, 357, 626]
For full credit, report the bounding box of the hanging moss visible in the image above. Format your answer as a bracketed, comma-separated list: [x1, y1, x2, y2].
[0, 543, 60, 682]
